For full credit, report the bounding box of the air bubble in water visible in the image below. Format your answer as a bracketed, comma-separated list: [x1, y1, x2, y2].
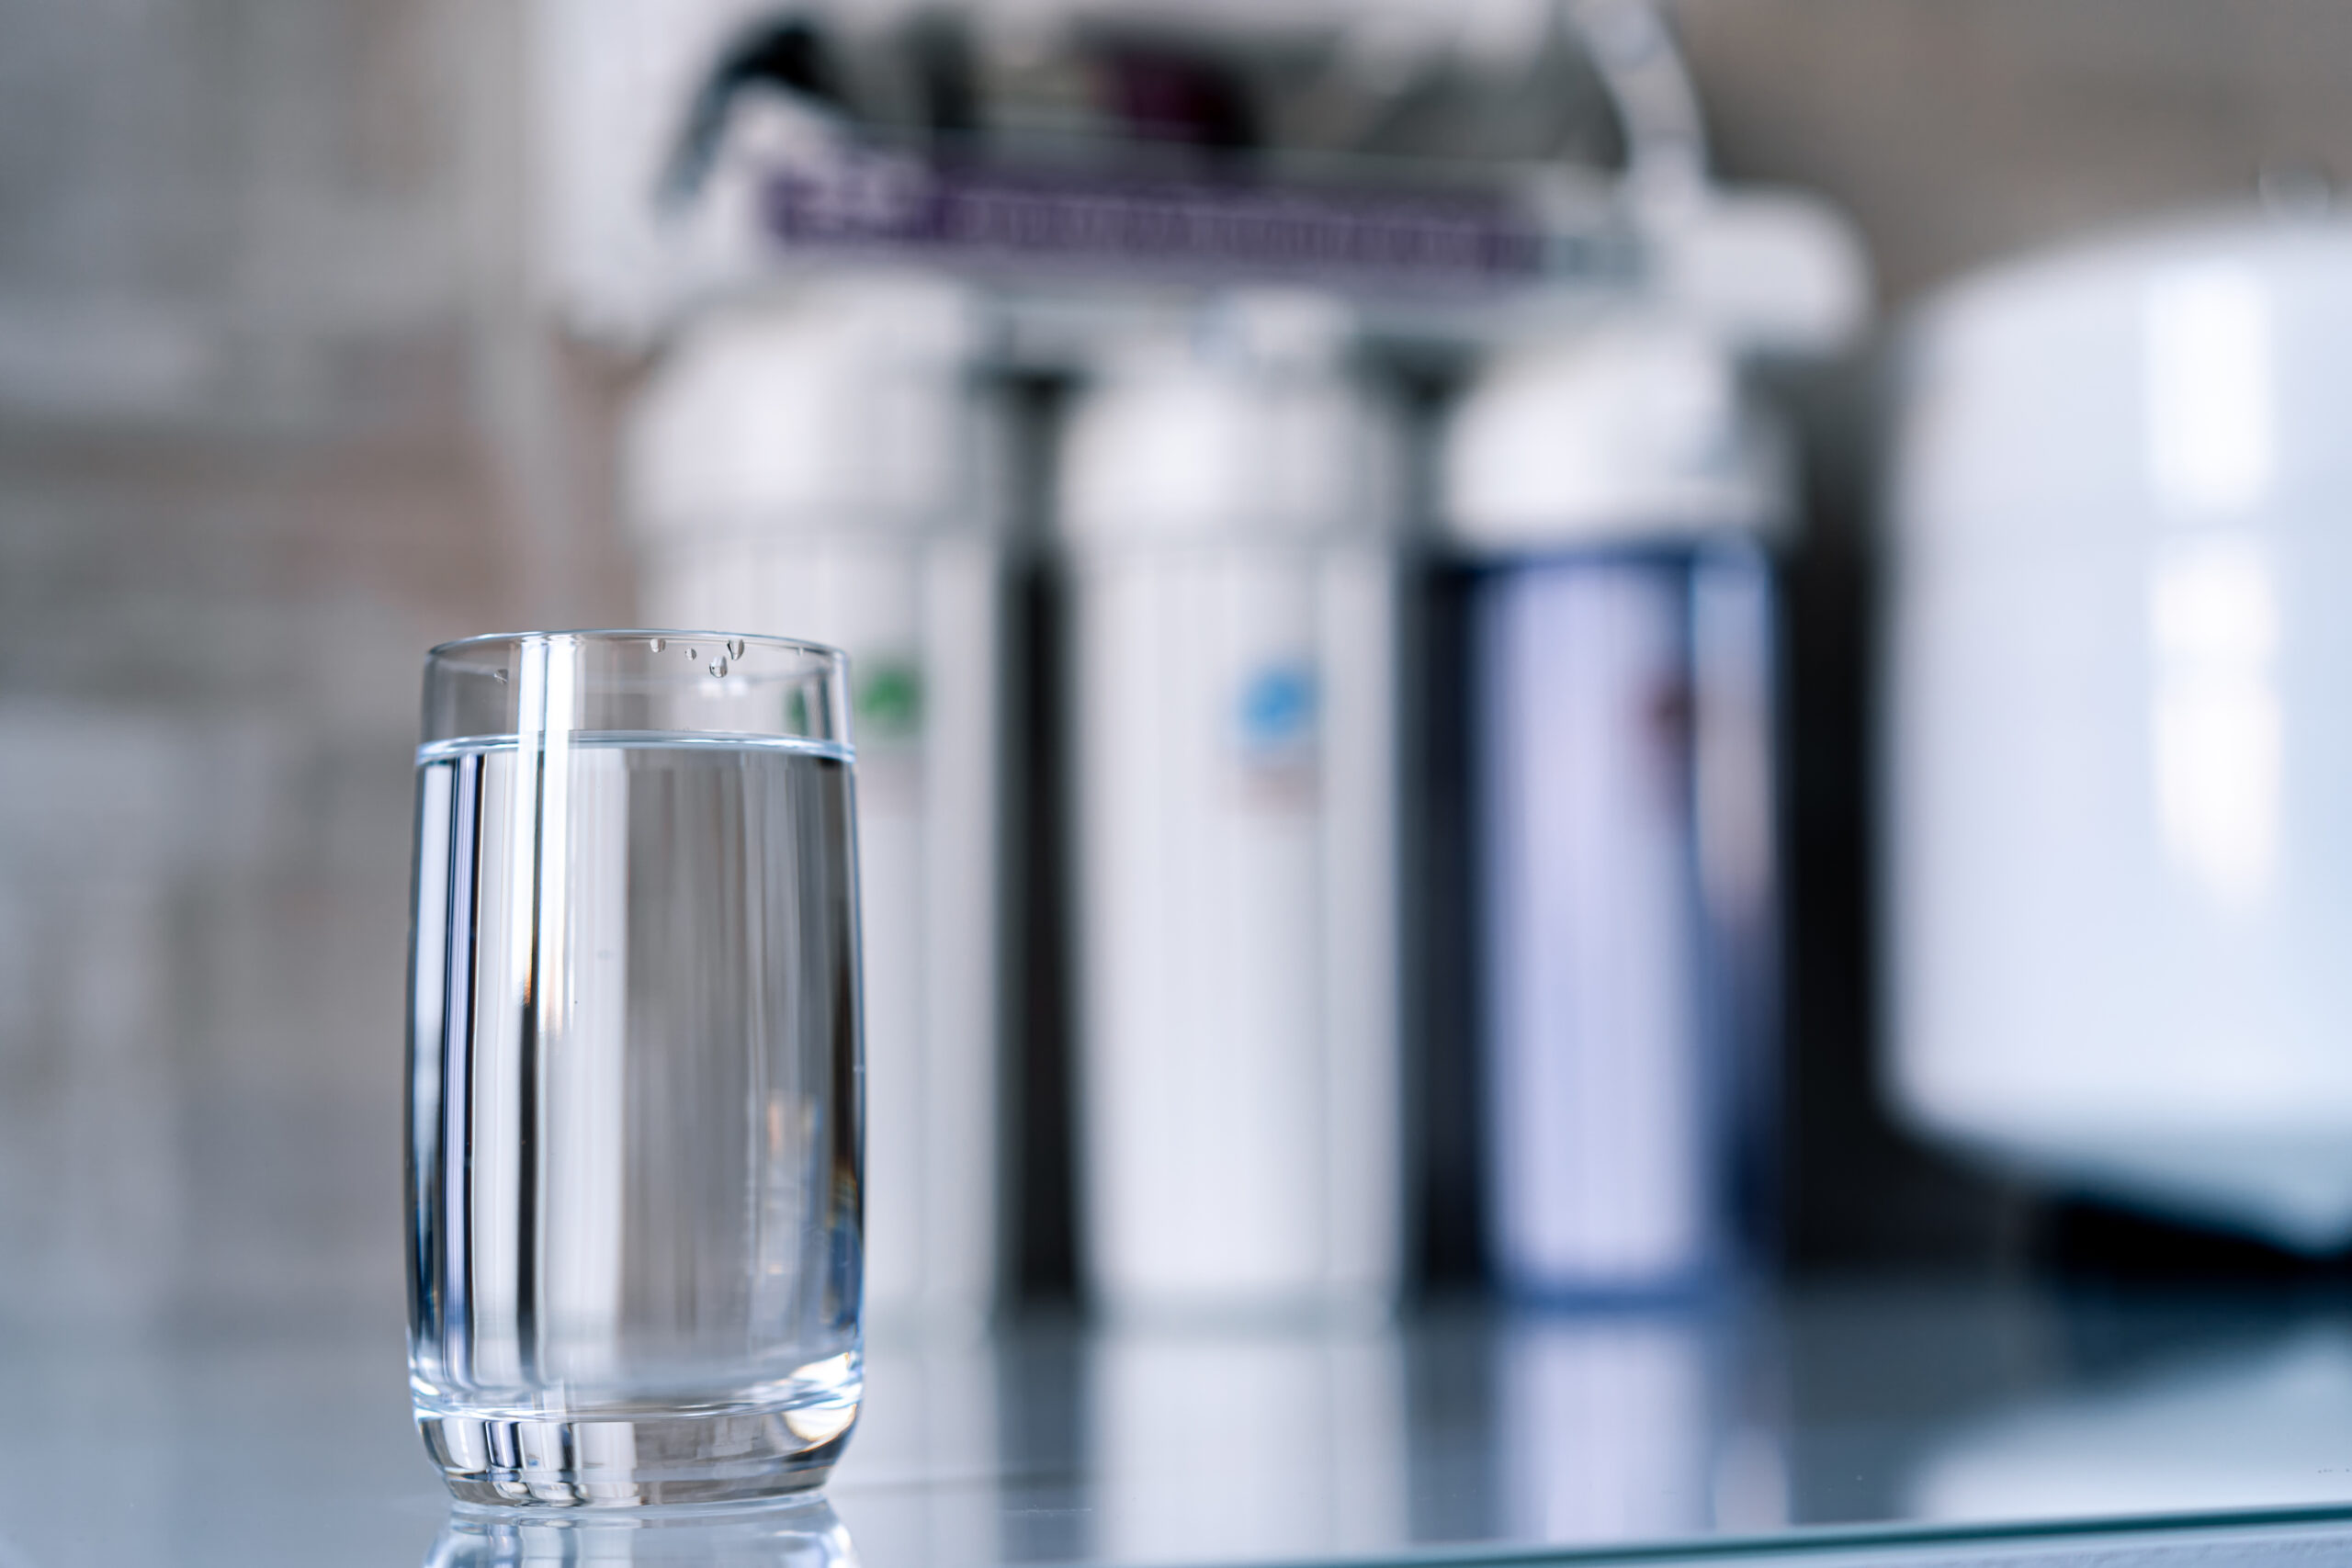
[650, 637, 666, 652]
[493, 669, 509, 684]
[710, 655, 729, 677]
[686, 647, 698, 661]
[728, 638, 745, 660]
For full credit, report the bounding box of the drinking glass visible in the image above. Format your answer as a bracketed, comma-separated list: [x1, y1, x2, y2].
[407, 630, 865, 1506]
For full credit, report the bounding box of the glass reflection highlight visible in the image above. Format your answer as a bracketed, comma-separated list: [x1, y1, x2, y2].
[2144, 265, 2274, 518]
[2149, 534, 2281, 910]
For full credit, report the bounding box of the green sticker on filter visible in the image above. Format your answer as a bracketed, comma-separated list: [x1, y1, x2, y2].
[856, 663, 923, 741]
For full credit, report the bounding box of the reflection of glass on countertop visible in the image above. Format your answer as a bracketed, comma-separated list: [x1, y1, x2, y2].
[426, 1497, 855, 1566]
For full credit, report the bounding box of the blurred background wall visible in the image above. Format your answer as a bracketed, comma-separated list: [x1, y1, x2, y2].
[0, 0, 614, 1325]
[5, 0, 2350, 1326]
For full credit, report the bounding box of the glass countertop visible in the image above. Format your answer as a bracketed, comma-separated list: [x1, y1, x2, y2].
[6, 1279, 2352, 1566]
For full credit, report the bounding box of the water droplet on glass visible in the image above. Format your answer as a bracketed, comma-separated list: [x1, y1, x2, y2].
[493, 669, 509, 684]
[728, 638, 745, 660]
[710, 655, 729, 677]
[650, 637, 666, 652]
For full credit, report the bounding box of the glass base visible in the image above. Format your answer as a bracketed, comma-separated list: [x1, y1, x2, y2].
[420, 1406, 855, 1507]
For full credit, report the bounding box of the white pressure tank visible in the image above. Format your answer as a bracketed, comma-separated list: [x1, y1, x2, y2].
[1889, 211, 2352, 1251]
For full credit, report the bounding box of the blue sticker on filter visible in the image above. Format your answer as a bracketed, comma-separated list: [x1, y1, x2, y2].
[1238, 662, 1318, 754]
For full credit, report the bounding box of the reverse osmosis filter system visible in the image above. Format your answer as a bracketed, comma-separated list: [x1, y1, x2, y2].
[548, 0, 1863, 1326]
[1889, 212, 2352, 1252]
[626, 274, 1006, 1329]
[1059, 292, 1406, 1319]
[1442, 315, 1786, 1299]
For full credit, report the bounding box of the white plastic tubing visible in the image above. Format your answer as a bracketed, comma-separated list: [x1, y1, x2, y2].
[1059, 294, 1406, 1319]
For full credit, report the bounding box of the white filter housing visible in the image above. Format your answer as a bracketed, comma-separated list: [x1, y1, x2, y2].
[1061, 295, 1405, 1319]
[1441, 318, 1781, 1299]
[1445, 318, 1781, 552]
[1890, 213, 2352, 1251]
[627, 274, 1004, 1328]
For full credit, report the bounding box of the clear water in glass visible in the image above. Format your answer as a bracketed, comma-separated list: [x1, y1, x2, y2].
[408, 708, 863, 1506]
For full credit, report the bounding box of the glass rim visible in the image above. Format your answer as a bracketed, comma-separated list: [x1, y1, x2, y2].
[418, 627, 856, 754]
[425, 626, 848, 666]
